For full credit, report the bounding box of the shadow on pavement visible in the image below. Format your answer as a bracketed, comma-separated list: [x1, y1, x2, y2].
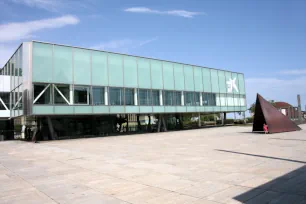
[215, 149, 306, 164]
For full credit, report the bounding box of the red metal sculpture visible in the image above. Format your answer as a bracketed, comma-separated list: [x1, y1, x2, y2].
[253, 94, 301, 133]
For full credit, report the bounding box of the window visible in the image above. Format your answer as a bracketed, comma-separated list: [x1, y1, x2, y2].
[33, 84, 51, 104]
[92, 87, 104, 105]
[74, 86, 89, 105]
[109, 87, 123, 105]
[163, 91, 174, 106]
[195, 92, 200, 106]
[152, 90, 160, 106]
[203, 93, 217, 106]
[227, 94, 234, 106]
[138, 89, 151, 105]
[0, 92, 10, 110]
[174, 91, 182, 106]
[125, 88, 134, 105]
[54, 84, 70, 104]
[185, 92, 195, 106]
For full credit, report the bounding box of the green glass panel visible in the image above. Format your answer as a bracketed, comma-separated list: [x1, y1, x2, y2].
[238, 74, 246, 94]
[73, 48, 90, 85]
[173, 63, 184, 91]
[218, 70, 226, 93]
[187, 107, 196, 112]
[164, 106, 176, 113]
[210, 69, 219, 93]
[194, 66, 203, 92]
[32, 42, 53, 82]
[220, 107, 228, 112]
[184, 65, 194, 91]
[138, 58, 151, 89]
[139, 106, 152, 113]
[151, 60, 163, 89]
[176, 106, 186, 112]
[202, 68, 212, 92]
[108, 54, 123, 87]
[74, 106, 92, 114]
[54, 106, 74, 114]
[231, 73, 239, 94]
[92, 51, 108, 86]
[125, 106, 139, 113]
[162, 62, 174, 90]
[109, 106, 125, 113]
[153, 106, 164, 113]
[93, 106, 109, 114]
[124, 56, 137, 87]
[54, 45, 73, 83]
[32, 106, 54, 114]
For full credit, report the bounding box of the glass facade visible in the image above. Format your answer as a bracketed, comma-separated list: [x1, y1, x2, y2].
[0, 41, 247, 117]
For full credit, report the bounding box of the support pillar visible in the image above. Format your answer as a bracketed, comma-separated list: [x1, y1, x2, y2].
[47, 116, 57, 140]
[157, 114, 161, 132]
[162, 115, 167, 132]
[198, 113, 201, 127]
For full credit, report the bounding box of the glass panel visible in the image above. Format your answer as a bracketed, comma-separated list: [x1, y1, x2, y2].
[152, 90, 160, 106]
[163, 62, 174, 90]
[108, 54, 123, 87]
[203, 93, 217, 106]
[54, 45, 73, 83]
[173, 63, 185, 90]
[125, 88, 134, 105]
[184, 65, 194, 91]
[174, 91, 181, 106]
[151, 60, 163, 89]
[74, 86, 89, 104]
[238, 74, 245, 94]
[218, 70, 227, 93]
[54, 84, 70, 104]
[124, 56, 137, 87]
[32, 42, 53, 82]
[220, 93, 227, 106]
[92, 51, 108, 86]
[92, 87, 105, 105]
[74, 48, 90, 85]
[240, 95, 246, 106]
[227, 94, 234, 106]
[194, 67, 203, 92]
[138, 89, 151, 106]
[138, 58, 151, 89]
[185, 92, 194, 106]
[33, 84, 51, 104]
[194, 92, 200, 106]
[234, 95, 240, 106]
[163, 91, 174, 106]
[109, 87, 123, 105]
[210, 69, 219, 93]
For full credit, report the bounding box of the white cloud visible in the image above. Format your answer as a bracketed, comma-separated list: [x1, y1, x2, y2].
[90, 37, 159, 52]
[139, 36, 159, 47]
[124, 7, 204, 18]
[0, 15, 79, 42]
[279, 69, 306, 75]
[245, 76, 306, 110]
[0, 44, 17, 67]
[11, 0, 60, 11]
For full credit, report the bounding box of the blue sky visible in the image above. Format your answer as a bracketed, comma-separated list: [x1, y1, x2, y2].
[1, 0, 306, 111]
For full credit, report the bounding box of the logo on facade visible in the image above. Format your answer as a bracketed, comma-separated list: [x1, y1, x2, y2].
[226, 78, 239, 93]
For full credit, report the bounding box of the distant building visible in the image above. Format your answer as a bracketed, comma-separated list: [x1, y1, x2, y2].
[274, 102, 299, 119]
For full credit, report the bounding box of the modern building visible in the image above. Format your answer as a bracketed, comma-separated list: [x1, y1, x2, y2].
[0, 41, 247, 140]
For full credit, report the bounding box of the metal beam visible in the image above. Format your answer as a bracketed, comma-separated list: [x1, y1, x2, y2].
[33, 84, 50, 104]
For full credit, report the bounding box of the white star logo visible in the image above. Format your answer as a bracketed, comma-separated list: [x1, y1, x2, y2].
[226, 78, 239, 93]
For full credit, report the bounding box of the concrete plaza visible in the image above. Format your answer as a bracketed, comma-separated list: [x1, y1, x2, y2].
[1, 125, 306, 204]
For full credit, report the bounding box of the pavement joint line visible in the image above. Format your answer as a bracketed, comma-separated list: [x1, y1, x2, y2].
[0, 161, 60, 204]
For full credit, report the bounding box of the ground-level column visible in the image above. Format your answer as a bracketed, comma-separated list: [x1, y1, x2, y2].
[198, 113, 201, 127]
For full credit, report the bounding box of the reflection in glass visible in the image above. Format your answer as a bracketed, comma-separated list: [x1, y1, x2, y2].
[92, 87, 104, 105]
[109, 87, 123, 105]
[33, 84, 51, 104]
[185, 92, 194, 106]
[152, 90, 160, 106]
[194, 92, 200, 106]
[138, 89, 151, 106]
[74, 86, 89, 104]
[174, 91, 182, 106]
[125, 88, 134, 105]
[163, 91, 174, 106]
[54, 84, 70, 104]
